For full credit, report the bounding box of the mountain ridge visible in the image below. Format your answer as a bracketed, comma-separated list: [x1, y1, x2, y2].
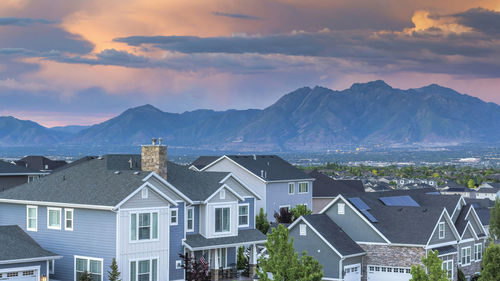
[1, 81, 499, 151]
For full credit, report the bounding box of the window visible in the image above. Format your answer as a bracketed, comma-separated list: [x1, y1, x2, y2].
[142, 188, 148, 199]
[338, 203, 345, 215]
[130, 259, 157, 281]
[28, 176, 37, 182]
[47, 207, 62, 230]
[238, 204, 249, 227]
[170, 209, 178, 226]
[186, 207, 194, 232]
[217, 248, 227, 268]
[475, 243, 483, 261]
[279, 205, 290, 213]
[23, 270, 35, 276]
[461, 247, 471, 265]
[27, 205, 37, 231]
[299, 224, 307, 236]
[7, 272, 18, 277]
[176, 260, 183, 269]
[215, 207, 230, 233]
[220, 189, 226, 199]
[75, 256, 102, 281]
[288, 183, 295, 195]
[298, 182, 309, 193]
[65, 208, 74, 231]
[130, 212, 158, 241]
[438, 222, 445, 239]
[442, 259, 453, 279]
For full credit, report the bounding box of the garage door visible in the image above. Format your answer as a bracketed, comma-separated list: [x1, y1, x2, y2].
[0, 268, 38, 281]
[344, 264, 361, 281]
[367, 265, 412, 281]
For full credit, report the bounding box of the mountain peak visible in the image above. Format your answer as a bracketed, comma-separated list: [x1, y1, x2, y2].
[350, 80, 392, 91]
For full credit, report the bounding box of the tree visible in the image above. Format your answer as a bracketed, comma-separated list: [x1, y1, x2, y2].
[409, 250, 448, 281]
[468, 179, 475, 188]
[179, 253, 209, 281]
[79, 271, 93, 281]
[256, 208, 271, 234]
[489, 199, 500, 241]
[457, 267, 466, 281]
[258, 224, 323, 281]
[108, 258, 121, 281]
[274, 208, 293, 224]
[290, 205, 312, 222]
[479, 244, 500, 281]
[237, 246, 248, 271]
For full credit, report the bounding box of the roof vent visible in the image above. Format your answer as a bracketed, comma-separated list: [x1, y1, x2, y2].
[260, 170, 264, 178]
[253, 154, 257, 160]
[114, 171, 121, 174]
[134, 171, 140, 175]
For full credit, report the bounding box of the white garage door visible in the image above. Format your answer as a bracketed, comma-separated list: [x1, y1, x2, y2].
[0, 268, 38, 281]
[367, 265, 412, 281]
[344, 264, 361, 281]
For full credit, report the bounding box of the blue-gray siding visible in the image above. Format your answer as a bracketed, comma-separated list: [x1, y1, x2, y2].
[239, 198, 255, 230]
[0, 203, 116, 281]
[169, 202, 185, 280]
[266, 181, 312, 221]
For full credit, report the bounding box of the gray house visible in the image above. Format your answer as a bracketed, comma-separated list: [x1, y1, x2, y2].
[0, 160, 45, 192]
[295, 189, 487, 281]
[191, 155, 314, 220]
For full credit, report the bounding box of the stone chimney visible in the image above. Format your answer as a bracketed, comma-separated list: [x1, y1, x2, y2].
[141, 138, 167, 180]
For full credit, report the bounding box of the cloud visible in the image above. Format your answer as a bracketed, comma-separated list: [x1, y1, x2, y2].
[212, 11, 261, 20]
[451, 8, 500, 35]
[0, 17, 57, 26]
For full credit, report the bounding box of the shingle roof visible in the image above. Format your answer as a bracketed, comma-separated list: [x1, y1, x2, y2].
[307, 170, 364, 197]
[185, 229, 266, 250]
[433, 245, 457, 256]
[0, 160, 42, 175]
[193, 155, 312, 181]
[302, 214, 365, 256]
[0, 225, 59, 262]
[190, 156, 219, 170]
[474, 208, 491, 226]
[454, 204, 472, 235]
[476, 187, 500, 194]
[14, 156, 67, 171]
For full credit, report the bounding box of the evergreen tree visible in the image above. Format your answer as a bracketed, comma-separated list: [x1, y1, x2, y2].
[79, 271, 93, 281]
[237, 246, 248, 271]
[256, 208, 270, 234]
[108, 258, 121, 281]
[410, 250, 448, 281]
[478, 244, 500, 281]
[457, 267, 466, 281]
[258, 224, 322, 281]
[489, 199, 500, 241]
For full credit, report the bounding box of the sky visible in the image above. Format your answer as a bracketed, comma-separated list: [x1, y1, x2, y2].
[0, 0, 500, 127]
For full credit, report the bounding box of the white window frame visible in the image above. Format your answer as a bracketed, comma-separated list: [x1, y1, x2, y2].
[65, 208, 74, 231]
[170, 208, 178, 226]
[238, 203, 249, 228]
[338, 203, 345, 215]
[47, 207, 62, 230]
[142, 188, 148, 199]
[26, 205, 38, 231]
[298, 182, 309, 194]
[74, 255, 103, 281]
[441, 258, 453, 279]
[175, 260, 183, 269]
[129, 258, 158, 281]
[288, 182, 295, 195]
[299, 224, 307, 236]
[186, 207, 194, 232]
[130, 211, 159, 242]
[474, 243, 482, 261]
[214, 205, 231, 234]
[461, 246, 471, 265]
[220, 189, 226, 199]
[438, 222, 445, 239]
[279, 205, 290, 212]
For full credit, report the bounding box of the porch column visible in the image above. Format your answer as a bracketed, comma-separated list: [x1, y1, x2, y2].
[212, 249, 219, 281]
[249, 244, 258, 277]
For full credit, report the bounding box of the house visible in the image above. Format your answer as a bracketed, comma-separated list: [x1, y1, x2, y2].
[0, 225, 61, 281]
[14, 156, 67, 172]
[190, 155, 314, 220]
[306, 170, 364, 213]
[0, 160, 46, 192]
[0, 140, 266, 281]
[364, 181, 391, 192]
[440, 182, 476, 199]
[290, 188, 487, 281]
[465, 198, 494, 238]
[474, 187, 500, 201]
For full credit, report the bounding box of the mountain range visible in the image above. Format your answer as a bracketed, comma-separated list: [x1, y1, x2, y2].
[1, 80, 499, 152]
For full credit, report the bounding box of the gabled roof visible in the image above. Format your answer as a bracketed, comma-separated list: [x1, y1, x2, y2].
[0, 225, 60, 263]
[0, 160, 43, 175]
[476, 187, 500, 194]
[190, 156, 220, 170]
[14, 156, 67, 171]
[296, 214, 365, 257]
[454, 204, 472, 235]
[307, 170, 364, 197]
[196, 155, 312, 182]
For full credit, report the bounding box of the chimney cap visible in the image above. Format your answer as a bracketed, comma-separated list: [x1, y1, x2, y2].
[152, 138, 157, 145]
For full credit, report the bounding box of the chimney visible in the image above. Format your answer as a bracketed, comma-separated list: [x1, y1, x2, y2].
[141, 138, 167, 180]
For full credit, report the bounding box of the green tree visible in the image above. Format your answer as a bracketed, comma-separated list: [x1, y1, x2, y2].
[457, 267, 466, 281]
[258, 224, 323, 281]
[237, 246, 248, 271]
[108, 258, 121, 281]
[468, 179, 475, 188]
[291, 205, 312, 222]
[490, 199, 500, 241]
[410, 250, 448, 281]
[256, 208, 271, 234]
[79, 271, 93, 281]
[479, 244, 500, 281]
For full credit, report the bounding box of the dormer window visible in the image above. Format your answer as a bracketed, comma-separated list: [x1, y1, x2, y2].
[220, 189, 226, 199]
[438, 222, 445, 239]
[215, 207, 230, 233]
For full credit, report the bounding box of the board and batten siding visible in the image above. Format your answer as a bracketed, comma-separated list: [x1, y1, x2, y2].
[0, 203, 116, 281]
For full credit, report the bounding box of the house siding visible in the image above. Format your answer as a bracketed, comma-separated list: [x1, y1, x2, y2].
[458, 240, 483, 277]
[0, 203, 116, 281]
[428, 216, 456, 246]
[121, 187, 169, 209]
[312, 198, 334, 214]
[0, 175, 28, 192]
[238, 198, 255, 230]
[170, 202, 185, 280]
[266, 181, 313, 221]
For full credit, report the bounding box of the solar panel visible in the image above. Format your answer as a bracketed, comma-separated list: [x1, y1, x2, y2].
[348, 197, 370, 210]
[379, 195, 420, 207]
[361, 209, 378, 223]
